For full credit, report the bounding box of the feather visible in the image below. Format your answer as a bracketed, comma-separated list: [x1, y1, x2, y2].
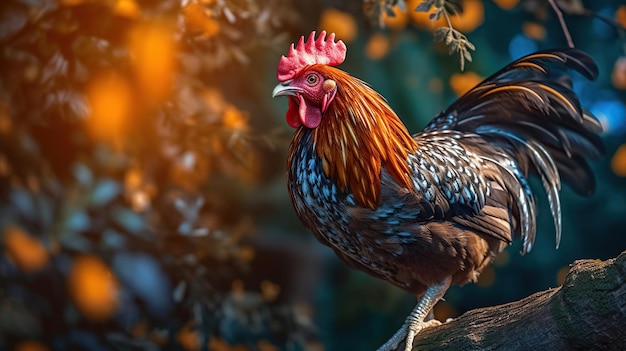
[421, 49, 603, 252]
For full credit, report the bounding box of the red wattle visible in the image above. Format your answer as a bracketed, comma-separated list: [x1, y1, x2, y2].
[298, 94, 322, 129]
[286, 96, 301, 128]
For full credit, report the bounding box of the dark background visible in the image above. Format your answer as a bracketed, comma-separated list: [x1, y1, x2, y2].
[1, 0, 625, 350]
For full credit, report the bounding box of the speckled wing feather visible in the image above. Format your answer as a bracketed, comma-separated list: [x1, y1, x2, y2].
[407, 130, 516, 245]
[421, 49, 604, 253]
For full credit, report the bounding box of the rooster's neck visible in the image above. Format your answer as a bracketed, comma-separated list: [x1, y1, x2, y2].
[307, 70, 418, 209]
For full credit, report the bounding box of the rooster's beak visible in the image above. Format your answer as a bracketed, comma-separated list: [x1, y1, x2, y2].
[272, 81, 302, 98]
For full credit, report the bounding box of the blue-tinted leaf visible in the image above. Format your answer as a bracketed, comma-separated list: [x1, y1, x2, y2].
[66, 210, 90, 232]
[102, 229, 126, 249]
[90, 179, 120, 207]
[10, 189, 35, 219]
[73, 163, 93, 186]
[112, 207, 144, 233]
[113, 252, 172, 317]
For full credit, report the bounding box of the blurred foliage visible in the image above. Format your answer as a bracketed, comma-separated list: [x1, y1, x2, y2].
[0, 0, 313, 350]
[1, 0, 626, 351]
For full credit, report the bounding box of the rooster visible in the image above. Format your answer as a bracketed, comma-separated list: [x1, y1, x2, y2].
[272, 31, 603, 351]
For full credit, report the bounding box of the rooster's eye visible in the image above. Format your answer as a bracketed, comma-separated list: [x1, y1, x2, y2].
[306, 74, 319, 85]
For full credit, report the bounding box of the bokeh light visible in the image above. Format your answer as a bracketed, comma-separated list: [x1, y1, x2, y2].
[183, 0, 221, 37]
[260, 280, 281, 302]
[407, 0, 437, 29]
[612, 57, 626, 90]
[433, 300, 458, 322]
[12, 341, 50, 351]
[492, 0, 520, 10]
[366, 33, 391, 60]
[85, 72, 133, 142]
[592, 7, 616, 39]
[522, 22, 546, 41]
[68, 255, 119, 321]
[383, 5, 409, 30]
[3, 226, 49, 273]
[318, 8, 358, 43]
[556, 266, 570, 286]
[611, 144, 626, 177]
[590, 98, 626, 135]
[406, 0, 484, 33]
[617, 5, 626, 28]
[449, 71, 484, 97]
[449, 0, 484, 33]
[177, 321, 199, 351]
[508, 33, 538, 60]
[128, 21, 177, 103]
[114, 0, 140, 18]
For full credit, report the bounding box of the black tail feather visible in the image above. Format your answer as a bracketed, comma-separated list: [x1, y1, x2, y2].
[424, 48, 604, 253]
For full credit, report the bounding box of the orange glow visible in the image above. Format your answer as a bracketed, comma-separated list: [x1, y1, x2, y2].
[318, 8, 358, 43]
[365, 33, 390, 60]
[408, 0, 484, 33]
[434, 300, 458, 321]
[611, 57, 626, 90]
[183, 1, 220, 37]
[13, 341, 50, 351]
[492, 0, 520, 10]
[114, 0, 140, 18]
[60, 0, 85, 5]
[523, 22, 546, 41]
[449, 71, 483, 97]
[616, 5, 626, 29]
[202, 88, 227, 113]
[0, 154, 9, 177]
[86, 72, 132, 142]
[209, 338, 235, 351]
[611, 144, 626, 177]
[237, 245, 255, 262]
[556, 266, 570, 286]
[222, 106, 248, 131]
[128, 21, 177, 102]
[408, 0, 444, 30]
[0, 100, 12, 134]
[383, 5, 409, 30]
[258, 340, 280, 351]
[124, 167, 156, 212]
[3, 226, 49, 272]
[178, 321, 199, 351]
[125, 167, 143, 189]
[260, 280, 281, 301]
[68, 255, 119, 321]
[476, 265, 495, 287]
[449, 0, 484, 33]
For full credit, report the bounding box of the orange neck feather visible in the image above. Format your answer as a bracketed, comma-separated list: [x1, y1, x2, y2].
[307, 66, 418, 209]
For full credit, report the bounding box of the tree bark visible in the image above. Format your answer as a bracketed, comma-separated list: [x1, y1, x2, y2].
[406, 250, 626, 351]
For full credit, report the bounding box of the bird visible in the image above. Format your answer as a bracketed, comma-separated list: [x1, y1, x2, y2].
[272, 31, 603, 351]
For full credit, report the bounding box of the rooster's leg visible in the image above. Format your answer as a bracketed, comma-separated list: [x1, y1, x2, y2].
[376, 277, 451, 351]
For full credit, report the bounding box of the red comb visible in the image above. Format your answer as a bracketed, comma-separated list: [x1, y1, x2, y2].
[277, 31, 347, 82]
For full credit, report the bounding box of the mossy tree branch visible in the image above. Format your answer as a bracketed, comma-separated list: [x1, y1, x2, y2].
[395, 251, 626, 350]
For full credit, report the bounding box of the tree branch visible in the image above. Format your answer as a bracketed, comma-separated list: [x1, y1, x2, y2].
[404, 250, 626, 350]
[548, 0, 575, 48]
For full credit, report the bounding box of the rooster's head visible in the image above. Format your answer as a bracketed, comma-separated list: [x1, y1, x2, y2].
[272, 31, 346, 129]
